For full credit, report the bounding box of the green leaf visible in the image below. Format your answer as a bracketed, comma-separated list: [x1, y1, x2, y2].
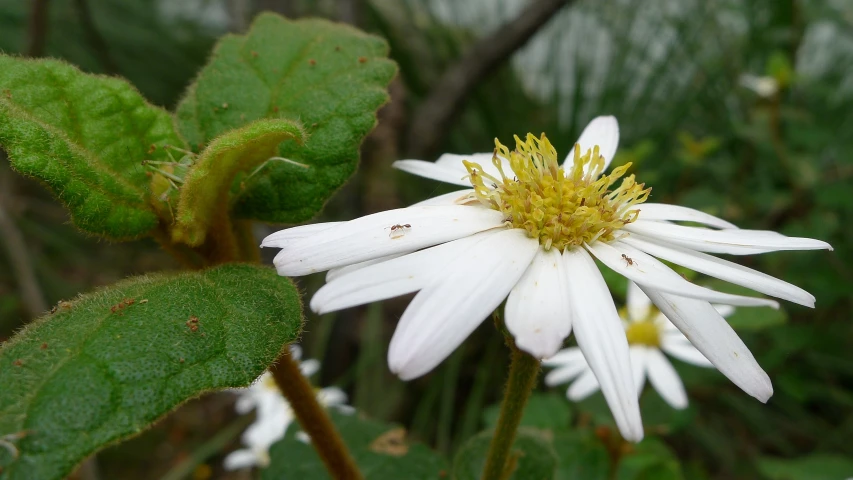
[172, 118, 306, 246]
[0, 55, 185, 239]
[0, 264, 302, 480]
[452, 428, 558, 480]
[615, 438, 683, 480]
[482, 393, 573, 431]
[262, 410, 448, 479]
[175, 13, 397, 224]
[552, 430, 611, 480]
[757, 454, 853, 480]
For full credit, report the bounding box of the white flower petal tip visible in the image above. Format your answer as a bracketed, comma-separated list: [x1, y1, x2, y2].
[625, 221, 833, 255]
[388, 229, 539, 380]
[586, 240, 779, 308]
[505, 248, 572, 359]
[261, 222, 343, 248]
[641, 287, 774, 404]
[622, 235, 817, 308]
[568, 116, 620, 171]
[273, 205, 505, 276]
[392, 159, 472, 186]
[562, 247, 644, 443]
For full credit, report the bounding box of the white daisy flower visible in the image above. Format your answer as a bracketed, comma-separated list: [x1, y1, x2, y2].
[264, 116, 831, 442]
[224, 345, 351, 470]
[544, 281, 735, 410]
[739, 73, 780, 98]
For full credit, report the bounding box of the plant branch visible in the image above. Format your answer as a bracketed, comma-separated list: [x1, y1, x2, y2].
[405, 0, 574, 157]
[26, 0, 50, 57]
[0, 168, 48, 318]
[269, 348, 362, 480]
[481, 339, 540, 480]
[73, 0, 119, 74]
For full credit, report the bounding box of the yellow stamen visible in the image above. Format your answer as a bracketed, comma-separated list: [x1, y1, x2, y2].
[625, 320, 661, 347]
[463, 133, 650, 251]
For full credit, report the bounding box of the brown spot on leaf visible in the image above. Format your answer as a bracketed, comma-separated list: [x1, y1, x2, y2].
[40, 343, 48, 350]
[147, 144, 157, 154]
[309, 59, 316, 66]
[13, 359, 23, 367]
[358, 56, 367, 63]
[369, 428, 408, 456]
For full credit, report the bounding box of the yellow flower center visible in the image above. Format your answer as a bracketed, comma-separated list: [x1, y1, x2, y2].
[624, 320, 661, 347]
[463, 133, 650, 251]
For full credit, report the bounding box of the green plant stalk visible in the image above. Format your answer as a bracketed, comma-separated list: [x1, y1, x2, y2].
[481, 340, 541, 480]
[269, 347, 362, 480]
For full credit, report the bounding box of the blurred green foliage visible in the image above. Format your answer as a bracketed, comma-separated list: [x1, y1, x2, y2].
[0, 0, 851, 479]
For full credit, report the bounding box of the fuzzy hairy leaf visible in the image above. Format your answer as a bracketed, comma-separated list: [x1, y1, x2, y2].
[176, 13, 397, 224]
[0, 55, 185, 239]
[262, 410, 448, 479]
[0, 264, 302, 480]
[172, 118, 306, 246]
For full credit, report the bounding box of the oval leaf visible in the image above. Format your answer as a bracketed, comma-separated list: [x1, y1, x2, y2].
[175, 13, 397, 224]
[0, 55, 185, 239]
[0, 264, 302, 480]
[172, 118, 306, 246]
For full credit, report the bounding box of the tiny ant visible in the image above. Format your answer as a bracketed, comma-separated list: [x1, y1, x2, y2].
[621, 254, 637, 267]
[388, 224, 412, 239]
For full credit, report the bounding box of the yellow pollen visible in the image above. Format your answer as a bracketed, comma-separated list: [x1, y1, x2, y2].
[625, 320, 661, 347]
[463, 133, 650, 250]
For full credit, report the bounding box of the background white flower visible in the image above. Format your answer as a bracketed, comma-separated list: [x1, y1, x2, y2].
[264, 116, 831, 442]
[223, 345, 351, 470]
[544, 281, 735, 410]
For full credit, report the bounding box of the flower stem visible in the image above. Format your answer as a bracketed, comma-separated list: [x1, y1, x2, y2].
[481, 340, 541, 480]
[269, 347, 362, 480]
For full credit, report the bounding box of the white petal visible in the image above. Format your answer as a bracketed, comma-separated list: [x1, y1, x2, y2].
[388, 229, 539, 380]
[563, 247, 643, 442]
[299, 359, 320, 377]
[223, 449, 261, 470]
[660, 338, 714, 368]
[636, 204, 738, 229]
[325, 253, 406, 282]
[545, 361, 589, 386]
[586, 240, 779, 308]
[317, 386, 348, 407]
[645, 349, 688, 409]
[567, 369, 601, 401]
[626, 281, 652, 322]
[630, 345, 648, 396]
[242, 410, 291, 450]
[566, 115, 620, 172]
[392, 159, 471, 186]
[437, 152, 513, 182]
[288, 345, 302, 360]
[714, 304, 736, 318]
[622, 235, 816, 307]
[542, 347, 585, 366]
[640, 287, 773, 402]
[274, 205, 504, 276]
[311, 232, 497, 314]
[234, 394, 257, 414]
[411, 189, 477, 207]
[624, 221, 832, 255]
[261, 222, 343, 248]
[505, 248, 572, 359]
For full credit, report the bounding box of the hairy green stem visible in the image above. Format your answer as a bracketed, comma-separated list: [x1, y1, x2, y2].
[269, 348, 362, 480]
[481, 341, 541, 480]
